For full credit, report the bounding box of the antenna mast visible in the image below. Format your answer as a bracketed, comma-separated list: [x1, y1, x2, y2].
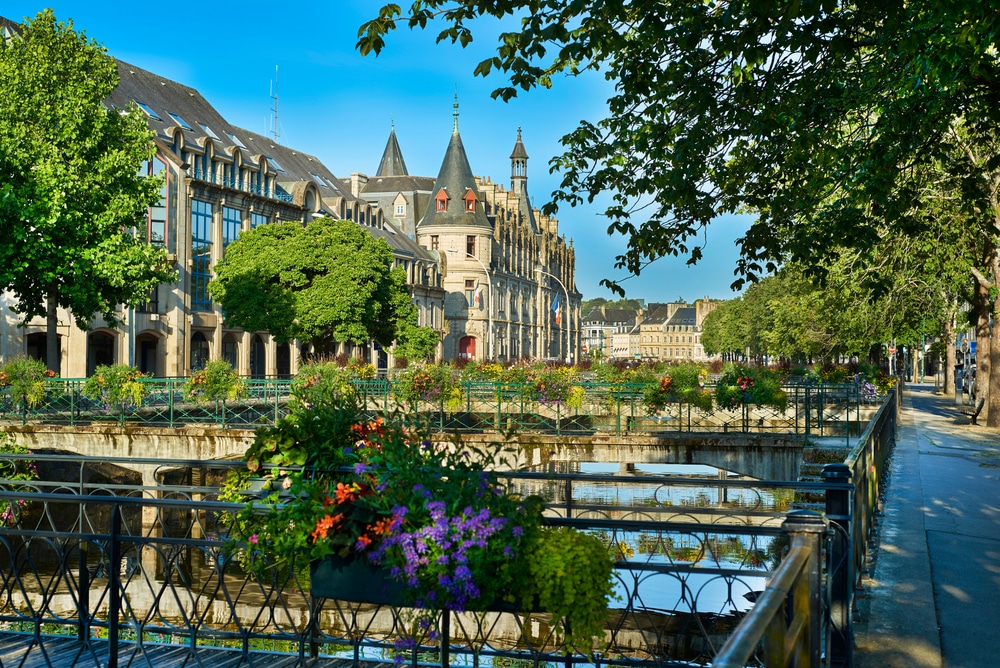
[270, 65, 280, 143]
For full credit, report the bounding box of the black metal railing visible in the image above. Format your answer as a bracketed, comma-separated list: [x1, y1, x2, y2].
[0, 463, 855, 668]
[713, 389, 898, 667]
[1, 378, 872, 438]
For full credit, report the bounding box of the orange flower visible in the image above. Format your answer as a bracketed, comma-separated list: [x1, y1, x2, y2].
[355, 534, 372, 548]
[334, 482, 360, 504]
[311, 513, 342, 541]
[321, 494, 334, 508]
[370, 518, 395, 535]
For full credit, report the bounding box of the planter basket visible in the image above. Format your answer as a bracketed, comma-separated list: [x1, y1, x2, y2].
[310, 555, 405, 605]
[310, 555, 535, 613]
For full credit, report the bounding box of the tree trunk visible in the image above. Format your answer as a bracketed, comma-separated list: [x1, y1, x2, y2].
[944, 316, 956, 395]
[986, 257, 1000, 428]
[45, 285, 59, 374]
[975, 281, 991, 424]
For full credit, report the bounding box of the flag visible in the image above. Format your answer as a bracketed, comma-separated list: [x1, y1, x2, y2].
[552, 294, 561, 325]
[474, 282, 483, 308]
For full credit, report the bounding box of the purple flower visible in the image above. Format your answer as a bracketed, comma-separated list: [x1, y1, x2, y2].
[354, 463, 368, 475]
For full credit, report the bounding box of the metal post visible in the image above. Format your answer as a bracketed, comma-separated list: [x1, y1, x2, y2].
[536, 268, 572, 363]
[823, 463, 854, 667]
[777, 511, 826, 668]
[108, 504, 122, 668]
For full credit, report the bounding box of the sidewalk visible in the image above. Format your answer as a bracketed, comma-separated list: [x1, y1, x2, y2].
[853, 383, 1000, 668]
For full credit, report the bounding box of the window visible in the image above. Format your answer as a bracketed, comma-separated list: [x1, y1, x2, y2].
[199, 123, 221, 140]
[435, 189, 449, 211]
[223, 206, 241, 248]
[167, 112, 192, 129]
[465, 279, 475, 307]
[137, 286, 159, 314]
[251, 213, 267, 228]
[142, 157, 167, 246]
[395, 203, 405, 216]
[430, 235, 439, 251]
[191, 199, 213, 312]
[466, 236, 476, 257]
[190, 332, 210, 371]
[266, 155, 285, 172]
[135, 101, 161, 120]
[226, 132, 247, 148]
[311, 173, 327, 187]
[464, 189, 477, 212]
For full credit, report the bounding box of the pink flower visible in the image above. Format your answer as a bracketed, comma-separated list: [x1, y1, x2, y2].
[249, 534, 259, 545]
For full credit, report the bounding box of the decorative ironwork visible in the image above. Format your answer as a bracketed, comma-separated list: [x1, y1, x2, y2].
[0, 458, 858, 668]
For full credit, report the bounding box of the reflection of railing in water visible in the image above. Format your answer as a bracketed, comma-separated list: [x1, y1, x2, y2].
[0, 462, 859, 668]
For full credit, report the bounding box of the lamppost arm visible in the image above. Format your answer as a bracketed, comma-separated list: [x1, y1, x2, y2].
[535, 268, 571, 364]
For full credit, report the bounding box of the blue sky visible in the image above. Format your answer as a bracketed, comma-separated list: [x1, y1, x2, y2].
[9, 1, 749, 304]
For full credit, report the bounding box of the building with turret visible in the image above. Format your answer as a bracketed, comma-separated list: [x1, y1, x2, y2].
[349, 104, 581, 363]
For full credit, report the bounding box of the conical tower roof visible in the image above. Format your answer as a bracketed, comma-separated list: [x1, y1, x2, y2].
[376, 125, 408, 177]
[417, 102, 492, 230]
[510, 126, 529, 160]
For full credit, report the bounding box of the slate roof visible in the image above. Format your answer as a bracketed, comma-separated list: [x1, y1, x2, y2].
[109, 60, 361, 206]
[509, 127, 529, 160]
[666, 307, 697, 327]
[376, 127, 408, 177]
[417, 112, 492, 230]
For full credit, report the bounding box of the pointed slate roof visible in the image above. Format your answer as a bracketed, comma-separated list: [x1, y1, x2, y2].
[510, 127, 529, 160]
[417, 104, 492, 230]
[376, 126, 409, 177]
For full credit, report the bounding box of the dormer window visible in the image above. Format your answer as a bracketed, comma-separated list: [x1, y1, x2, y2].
[464, 189, 477, 212]
[435, 188, 449, 212]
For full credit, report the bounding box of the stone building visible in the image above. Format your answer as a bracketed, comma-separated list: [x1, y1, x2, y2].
[582, 307, 640, 360]
[348, 108, 581, 363]
[0, 51, 446, 376]
[634, 298, 720, 363]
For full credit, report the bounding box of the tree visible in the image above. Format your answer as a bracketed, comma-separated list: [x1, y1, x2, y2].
[359, 1, 1000, 425]
[0, 11, 175, 370]
[208, 217, 427, 356]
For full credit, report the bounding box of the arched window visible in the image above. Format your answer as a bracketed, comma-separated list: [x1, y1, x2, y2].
[190, 332, 209, 371]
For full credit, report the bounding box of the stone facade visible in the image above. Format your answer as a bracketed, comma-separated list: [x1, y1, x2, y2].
[0, 53, 446, 376]
[350, 112, 581, 363]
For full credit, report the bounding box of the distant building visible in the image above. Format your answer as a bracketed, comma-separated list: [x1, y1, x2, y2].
[582, 307, 639, 359]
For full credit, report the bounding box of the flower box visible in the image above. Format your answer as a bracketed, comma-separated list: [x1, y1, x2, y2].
[310, 555, 534, 612]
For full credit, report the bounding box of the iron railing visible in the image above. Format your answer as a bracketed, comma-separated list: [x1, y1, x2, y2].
[0, 460, 854, 668]
[713, 388, 898, 667]
[1, 378, 872, 438]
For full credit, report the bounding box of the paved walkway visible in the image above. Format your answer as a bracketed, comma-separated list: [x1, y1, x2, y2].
[853, 383, 1000, 668]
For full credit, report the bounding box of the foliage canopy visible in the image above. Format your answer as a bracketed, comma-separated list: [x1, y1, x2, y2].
[0, 10, 175, 367]
[209, 217, 432, 356]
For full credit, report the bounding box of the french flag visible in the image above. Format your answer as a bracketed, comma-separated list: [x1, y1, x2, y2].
[552, 294, 561, 325]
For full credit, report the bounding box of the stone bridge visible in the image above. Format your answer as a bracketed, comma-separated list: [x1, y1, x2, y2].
[4, 425, 806, 482]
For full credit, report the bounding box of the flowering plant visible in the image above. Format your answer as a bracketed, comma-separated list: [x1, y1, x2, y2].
[0, 356, 52, 412]
[643, 364, 714, 414]
[183, 359, 246, 403]
[83, 364, 148, 422]
[0, 432, 39, 525]
[225, 393, 614, 654]
[394, 363, 462, 409]
[715, 364, 788, 411]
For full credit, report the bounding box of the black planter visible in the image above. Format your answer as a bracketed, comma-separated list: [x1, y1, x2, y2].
[310, 555, 535, 612]
[310, 554, 406, 605]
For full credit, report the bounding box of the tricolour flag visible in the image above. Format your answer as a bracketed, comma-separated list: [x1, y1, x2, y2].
[552, 294, 561, 325]
[474, 282, 483, 308]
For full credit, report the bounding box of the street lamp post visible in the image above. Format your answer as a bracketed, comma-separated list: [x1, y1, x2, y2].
[448, 248, 493, 361]
[535, 268, 571, 363]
